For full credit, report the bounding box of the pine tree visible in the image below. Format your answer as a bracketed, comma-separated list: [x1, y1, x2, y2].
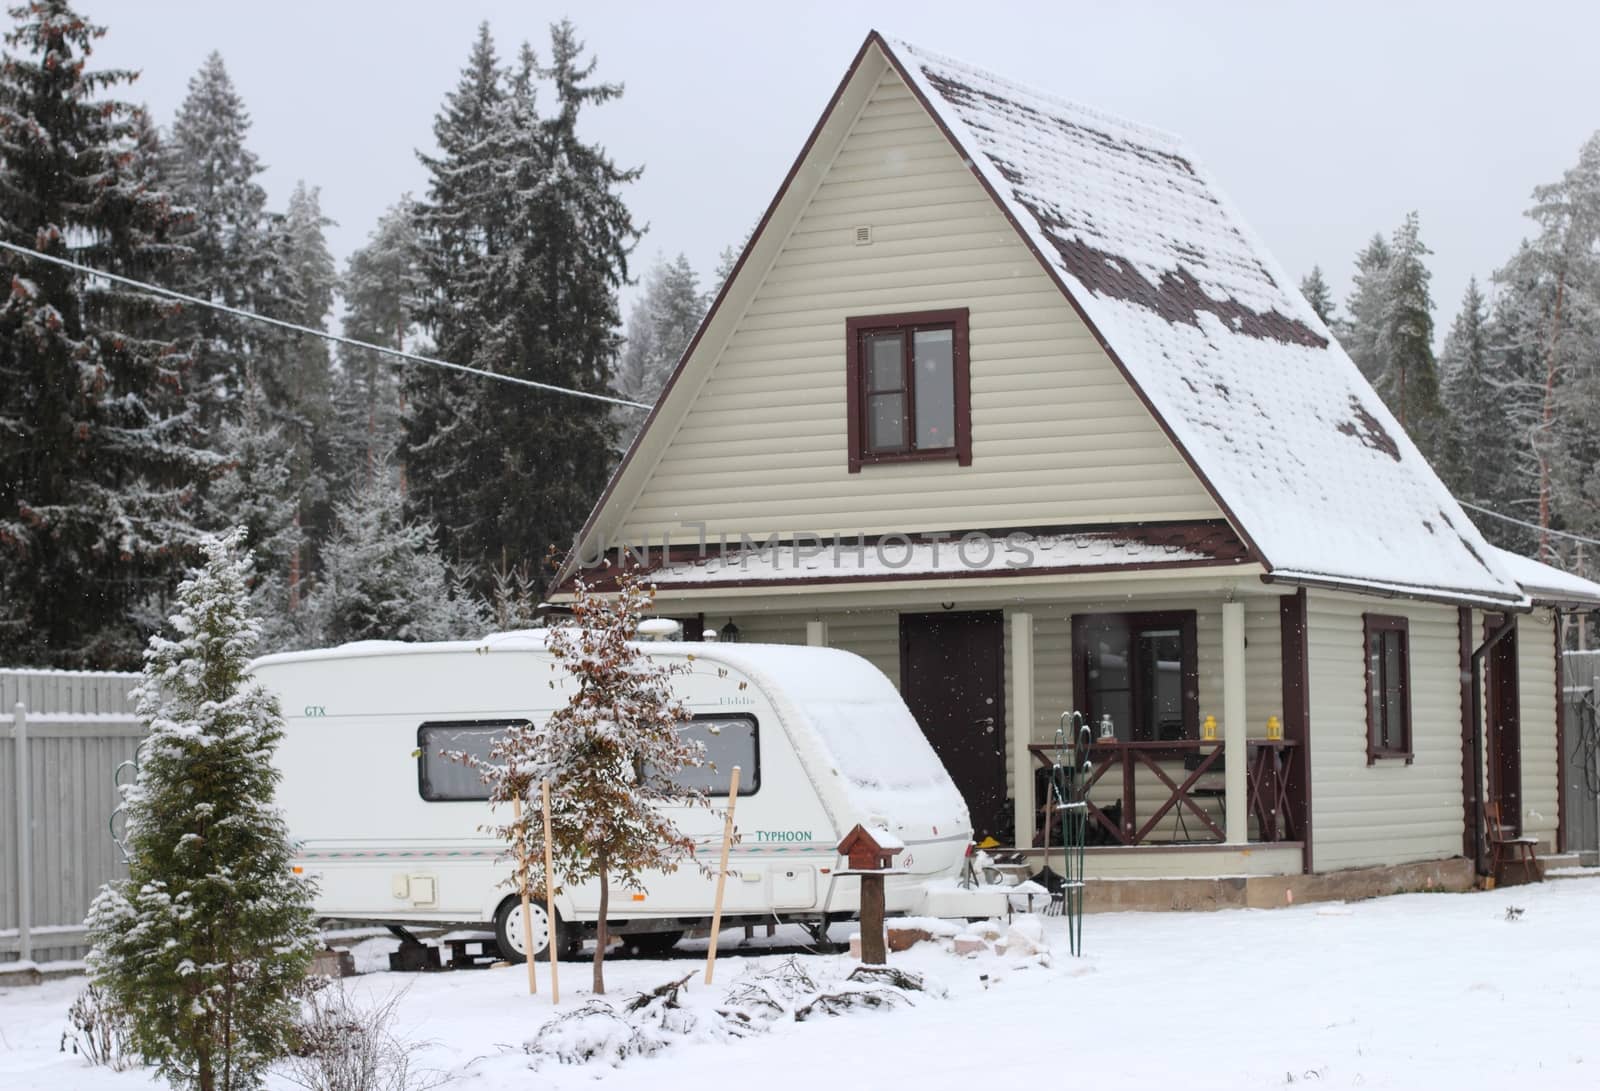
[1342, 233, 1391, 383]
[1491, 133, 1600, 553]
[1299, 265, 1336, 326]
[335, 196, 422, 491]
[300, 459, 487, 646]
[455, 567, 705, 994]
[0, 1, 211, 668]
[1378, 212, 1448, 460]
[86, 529, 317, 1091]
[613, 252, 703, 442]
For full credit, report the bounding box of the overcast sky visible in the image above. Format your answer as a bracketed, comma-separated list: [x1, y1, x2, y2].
[99, 1, 1600, 334]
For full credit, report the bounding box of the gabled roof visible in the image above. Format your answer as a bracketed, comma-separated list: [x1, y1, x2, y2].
[880, 36, 1520, 606]
[569, 32, 1526, 607]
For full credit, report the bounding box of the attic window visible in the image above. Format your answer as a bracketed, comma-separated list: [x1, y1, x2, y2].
[844, 309, 971, 473]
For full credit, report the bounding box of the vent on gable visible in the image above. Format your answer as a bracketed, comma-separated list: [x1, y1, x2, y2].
[853, 224, 873, 246]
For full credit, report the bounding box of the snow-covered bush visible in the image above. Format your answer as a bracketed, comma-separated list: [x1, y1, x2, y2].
[283, 980, 445, 1091]
[60, 984, 136, 1071]
[85, 529, 319, 1091]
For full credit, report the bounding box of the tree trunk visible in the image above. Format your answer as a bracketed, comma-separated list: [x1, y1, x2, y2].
[594, 855, 608, 995]
[1538, 271, 1566, 563]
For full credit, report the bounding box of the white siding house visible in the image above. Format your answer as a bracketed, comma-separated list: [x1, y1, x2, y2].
[561, 32, 1600, 889]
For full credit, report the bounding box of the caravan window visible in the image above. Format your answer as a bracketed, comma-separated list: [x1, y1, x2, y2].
[417, 720, 525, 802]
[650, 715, 759, 797]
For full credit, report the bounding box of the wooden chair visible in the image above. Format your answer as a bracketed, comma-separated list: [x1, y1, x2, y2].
[1485, 801, 1540, 885]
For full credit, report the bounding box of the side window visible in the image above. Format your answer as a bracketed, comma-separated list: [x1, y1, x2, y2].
[1363, 615, 1412, 762]
[417, 720, 525, 801]
[651, 715, 760, 796]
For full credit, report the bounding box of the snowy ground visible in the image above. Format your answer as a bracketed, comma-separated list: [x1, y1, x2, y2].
[6, 876, 1599, 1090]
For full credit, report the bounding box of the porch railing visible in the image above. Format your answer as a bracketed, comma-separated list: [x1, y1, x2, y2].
[1027, 739, 1298, 847]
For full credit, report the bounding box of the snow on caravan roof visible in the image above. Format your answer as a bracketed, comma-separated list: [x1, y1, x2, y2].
[700, 643, 967, 830]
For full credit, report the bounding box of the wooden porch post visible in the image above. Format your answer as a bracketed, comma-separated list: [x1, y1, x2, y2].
[1010, 611, 1035, 848]
[805, 619, 828, 647]
[1222, 601, 1248, 844]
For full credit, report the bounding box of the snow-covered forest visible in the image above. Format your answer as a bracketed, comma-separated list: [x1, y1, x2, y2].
[3, 1, 1599, 670]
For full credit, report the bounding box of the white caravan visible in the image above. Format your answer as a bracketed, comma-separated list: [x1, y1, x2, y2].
[252, 632, 1003, 960]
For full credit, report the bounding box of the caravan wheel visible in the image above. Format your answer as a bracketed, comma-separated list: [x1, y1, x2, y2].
[494, 896, 564, 963]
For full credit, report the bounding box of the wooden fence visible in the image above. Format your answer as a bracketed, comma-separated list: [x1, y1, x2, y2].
[0, 669, 144, 967]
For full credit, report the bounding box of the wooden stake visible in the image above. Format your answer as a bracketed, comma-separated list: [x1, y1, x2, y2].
[541, 778, 560, 1005]
[703, 765, 741, 985]
[513, 793, 537, 995]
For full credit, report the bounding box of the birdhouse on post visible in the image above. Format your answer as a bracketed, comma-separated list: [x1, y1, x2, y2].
[836, 824, 904, 965]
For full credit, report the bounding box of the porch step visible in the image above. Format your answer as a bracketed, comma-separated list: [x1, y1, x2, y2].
[1541, 853, 1598, 881]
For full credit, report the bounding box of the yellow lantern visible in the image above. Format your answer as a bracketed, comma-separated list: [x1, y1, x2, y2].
[1266, 715, 1283, 741]
[1202, 714, 1218, 741]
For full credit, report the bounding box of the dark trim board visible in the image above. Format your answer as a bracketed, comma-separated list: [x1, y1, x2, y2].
[1459, 607, 1476, 860]
[1555, 611, 1566, 854]
[1280, 589, 1313, 874]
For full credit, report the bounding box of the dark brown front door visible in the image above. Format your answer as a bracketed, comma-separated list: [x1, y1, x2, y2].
[899, 611, 1006, 840]
[1486, 616, 1522, 834]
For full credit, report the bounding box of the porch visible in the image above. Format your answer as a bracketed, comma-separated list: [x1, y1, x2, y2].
[642, 556, 1315, 880]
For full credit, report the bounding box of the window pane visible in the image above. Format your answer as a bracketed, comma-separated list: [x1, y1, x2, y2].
[1137, 628, 1184, 741]
[866, 332, 904, 393]
[912, 328, 955, 450]
[1382, 633, 1404, 748]
[1083, 615, 1132, 740]
[869, 392, 906, 451]
[419, 722, 515, 801]
[649, 717, 759, 795]
[1367, 633, 1383, 744]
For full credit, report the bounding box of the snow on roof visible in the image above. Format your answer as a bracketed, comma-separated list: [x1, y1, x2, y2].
[882, 36, 1523, 606]
[1486, 546, 1600, 606]
[644, 523, 1244, 588]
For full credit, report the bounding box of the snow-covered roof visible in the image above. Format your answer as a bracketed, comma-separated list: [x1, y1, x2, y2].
[1486, 546, 1600, 607]
[640, 523, 1246, 588]
[879, 36, 1523, 606]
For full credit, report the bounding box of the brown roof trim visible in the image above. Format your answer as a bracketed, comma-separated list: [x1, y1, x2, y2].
[868, 31, 1272, 572]
[560, 35, 886, 586]
[1259, 571, 1527, 611]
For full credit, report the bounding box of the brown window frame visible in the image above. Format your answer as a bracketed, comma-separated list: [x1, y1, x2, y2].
[1363, 613, 1414, 764]
[1070, 610, 1199, 743]
[844, 308, 971, 473]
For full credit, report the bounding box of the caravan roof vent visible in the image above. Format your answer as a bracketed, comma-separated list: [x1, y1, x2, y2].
[636, 618, 681, 642]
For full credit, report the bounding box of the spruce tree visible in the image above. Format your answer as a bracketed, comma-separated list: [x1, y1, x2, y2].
[1378, 212, 1448, 459]
[1441, 278, 1511, 507]
[86, 529, 317, 1091]
[163, 51, 270, 425]
[1299, 265, 1336, 326]
[335, 196, 421, 491]
[0, 1, 210, 668]
[407, 23, 504, 563]
[613, 252, 703, 442]
[1342, 233, 1391, 383]
[410, 22, 638, 582]
[300, 460, 487, 646]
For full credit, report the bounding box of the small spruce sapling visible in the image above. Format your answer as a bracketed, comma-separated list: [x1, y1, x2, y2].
[451, 567, 707, 994]
[86, 529, 317, 1091]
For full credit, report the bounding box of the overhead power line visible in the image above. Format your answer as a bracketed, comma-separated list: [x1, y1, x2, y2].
[1459, 500, 1600, 549]
[0, 238, 651, 410]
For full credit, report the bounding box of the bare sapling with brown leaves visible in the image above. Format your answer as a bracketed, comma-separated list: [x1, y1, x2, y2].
[449, 565, 708, 994]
